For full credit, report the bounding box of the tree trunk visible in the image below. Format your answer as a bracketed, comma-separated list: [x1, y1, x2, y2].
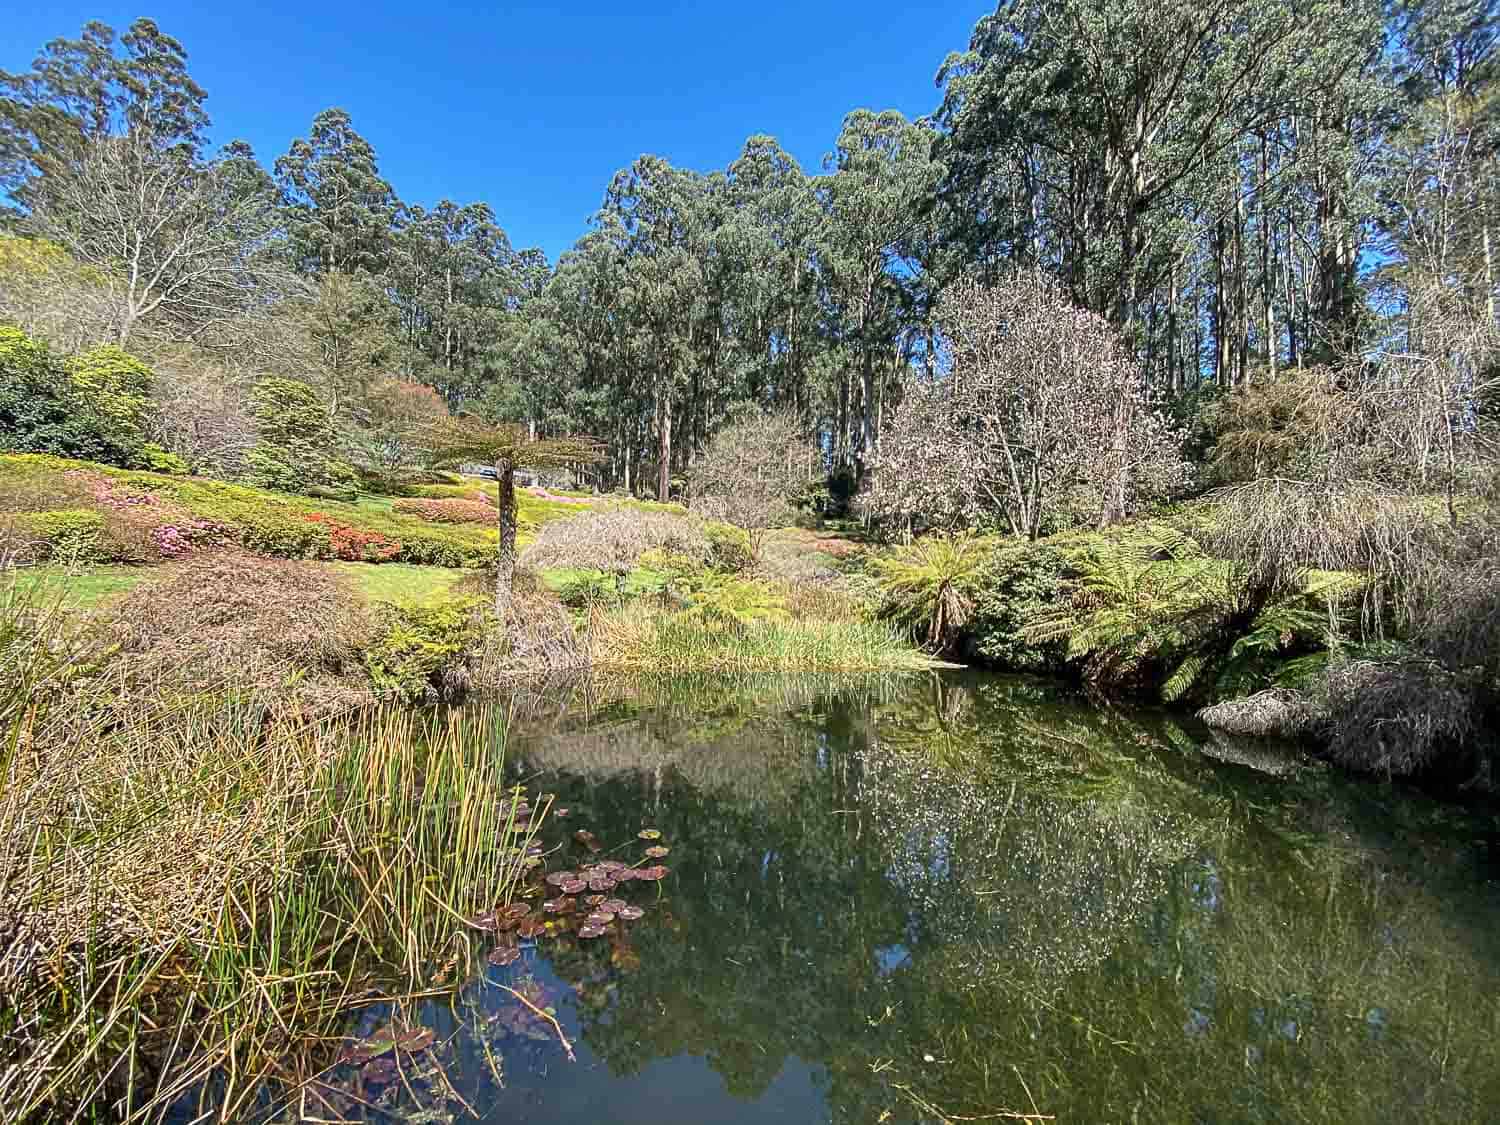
[494, 457, 518, 622]
[657, 388, 672, 501]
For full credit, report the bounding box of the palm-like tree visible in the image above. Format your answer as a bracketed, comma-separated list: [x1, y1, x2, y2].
[420, 416, 605, 619]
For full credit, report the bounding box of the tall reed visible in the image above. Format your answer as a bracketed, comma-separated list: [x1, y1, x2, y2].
[0, 583, 539, 1125]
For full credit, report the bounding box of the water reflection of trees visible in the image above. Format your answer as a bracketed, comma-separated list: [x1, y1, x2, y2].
[444, 672, 1500, 1123]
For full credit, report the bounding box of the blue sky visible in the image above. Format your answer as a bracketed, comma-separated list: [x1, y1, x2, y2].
[1, 2, 989, 262]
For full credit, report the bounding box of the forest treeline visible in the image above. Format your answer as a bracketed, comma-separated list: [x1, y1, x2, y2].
[1, 2, 1494, 501]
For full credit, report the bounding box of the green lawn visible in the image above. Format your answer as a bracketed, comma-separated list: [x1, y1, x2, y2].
[5, 560, 474, 612]
[4, 565, 148, 609]
[325, 561, 472, 605]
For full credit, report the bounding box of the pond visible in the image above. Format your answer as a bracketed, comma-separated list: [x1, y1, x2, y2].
[285, 672, 1500, 1123]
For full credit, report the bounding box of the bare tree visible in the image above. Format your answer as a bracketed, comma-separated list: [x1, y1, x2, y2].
[867, 274, 1184, 538]
[686, 406, 819, 558]
[23, 131, 286, 346]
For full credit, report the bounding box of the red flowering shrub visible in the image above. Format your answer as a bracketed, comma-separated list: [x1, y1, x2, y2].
[392, 497, 496, 525]
[305, 512, 402, 562]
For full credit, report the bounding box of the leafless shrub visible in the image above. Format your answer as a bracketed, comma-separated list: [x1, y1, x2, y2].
[454, 568, 588, 679]
[519, 507, 710, 575]
[866, 273, 1186, 537]
[687, 407, 819, 555]
[1322, 658, 1476, 777]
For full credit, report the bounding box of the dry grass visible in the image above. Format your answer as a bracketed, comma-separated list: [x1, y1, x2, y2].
[1322, 658, 1477, 776]
[1197, 689, 1319, 739]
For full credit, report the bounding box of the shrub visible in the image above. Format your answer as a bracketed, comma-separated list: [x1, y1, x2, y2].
[966, 544, 1072, 672]
[704, 520, 754, 573]
[392, 497, 496, 525]
[0, 326, 144, 466]
[305, 513, 402, 562]
[139, 443, 189, 475]
[246, 377, 341, 493]
[520, 507, 711, 575]
[64, 344, 156, 458]
[7, 509, 107, 564]
[103, 552, 374, 711]
[363, 598, 488, 702]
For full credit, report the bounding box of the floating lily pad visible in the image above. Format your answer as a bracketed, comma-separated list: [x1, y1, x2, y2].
[597, 859, 629, 873]
[585, 910, 614, 926]
[542, 897, 572, 913]
[545, 870, 577, 887]
[487, 944, 521, 967]
[560, 878, 586, 894]
[614, 868, 638, 882]
[574, 829, 603, 853]
[554, 806, 570, 817]
[577, 924, 607, 939]
[517, 918, 546, 939]
[395, 1027, 435, 1053]
[601, 898, 628, 913]
[644, 846, 670, 858]
[636, 865, 670, 881]
[501, 903, 532, 921]
[588, 875, 617, 892]
[617, 905, 645, 921]
[468, 910, 498, 930]
[583, 893, 606, 906]
[638, 829, 662, 841]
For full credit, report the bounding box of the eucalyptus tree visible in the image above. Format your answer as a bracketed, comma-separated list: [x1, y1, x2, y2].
[275, 108, 397, 276]
[935, 0, 1387, 386]
[818, 110, 945, 476]
[388, 199, 521, 405]
[0, 17, 208, 199]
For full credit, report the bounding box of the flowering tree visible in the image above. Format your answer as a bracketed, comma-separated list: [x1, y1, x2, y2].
[866, 275, 1183, 538]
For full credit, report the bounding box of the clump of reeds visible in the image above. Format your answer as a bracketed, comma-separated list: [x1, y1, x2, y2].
[0, 580, 543, 1125]
[587, 600, 932, 673]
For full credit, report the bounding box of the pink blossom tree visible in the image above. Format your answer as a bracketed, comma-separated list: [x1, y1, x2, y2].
[866, 274, 1184, 538]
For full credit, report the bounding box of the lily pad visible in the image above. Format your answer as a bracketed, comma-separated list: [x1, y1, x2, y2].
[542, 897, 572, 913]
[617, 904, 645, 921]
[577, 924, 607, 939]
[601, 898, 628, 914]
[517, 918, 546, 939]
[588, 875, 617, 892]
[487, 944, 521, 967]
[468, 910, 498, 930]
[501, 903, 532, 921]
[545, 870, 577, 887]
[583, 893, 606, 906]
[554, 807, 570, 817]
[636, 865, 670, 881]
[395, 1027, 435, 1053]
[585, 910, 614, 926]
[637, 829, 662, 841]
[644, 846, 670, 858]
[560, 878, 586, 894]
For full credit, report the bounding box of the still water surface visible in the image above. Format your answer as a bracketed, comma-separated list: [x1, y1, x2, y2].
[322, 672, 1500, 1123]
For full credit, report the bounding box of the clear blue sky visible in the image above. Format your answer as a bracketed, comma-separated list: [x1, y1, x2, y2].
[1, 2, 989, 262]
